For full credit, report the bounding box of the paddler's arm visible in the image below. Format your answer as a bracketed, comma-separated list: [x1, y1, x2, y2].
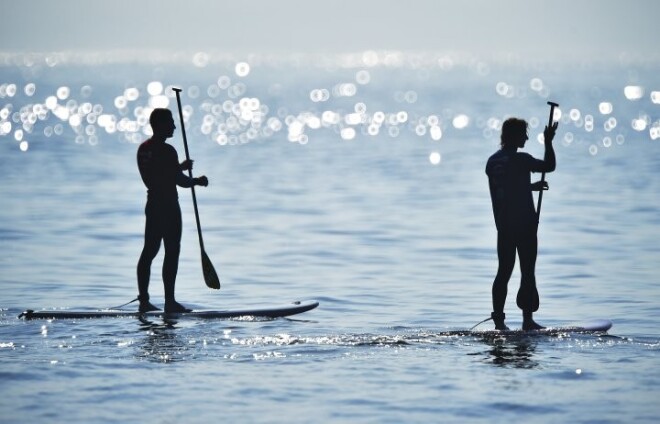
[175, 156, 208, 188]
[176, 172, 208, 188]
[541, 122, 558, 173]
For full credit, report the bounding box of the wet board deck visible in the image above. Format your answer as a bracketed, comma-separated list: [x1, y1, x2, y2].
[442, 319, 613, 337]
[18, 300, 319, 320]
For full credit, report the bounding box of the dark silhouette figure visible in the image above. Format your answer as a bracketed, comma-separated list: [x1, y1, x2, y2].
[486, 118, 557, 330]
[136, 108, 209, 313]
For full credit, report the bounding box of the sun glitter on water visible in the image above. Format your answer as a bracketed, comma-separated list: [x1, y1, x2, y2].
[1, 52, 658, 154]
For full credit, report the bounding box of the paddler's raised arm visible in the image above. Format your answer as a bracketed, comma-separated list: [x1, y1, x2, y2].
[541, 122, 558, 173]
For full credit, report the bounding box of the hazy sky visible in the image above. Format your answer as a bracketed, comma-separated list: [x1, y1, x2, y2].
[2, 0, 659, 62]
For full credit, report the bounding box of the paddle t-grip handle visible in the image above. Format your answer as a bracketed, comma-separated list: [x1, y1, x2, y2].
[547, 101, 559, 127]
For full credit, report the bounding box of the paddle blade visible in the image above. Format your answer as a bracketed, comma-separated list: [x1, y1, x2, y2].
[516, 283, 539, 312]
[201, 250, 221, 290]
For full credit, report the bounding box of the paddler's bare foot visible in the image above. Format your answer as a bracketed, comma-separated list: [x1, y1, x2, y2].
[139, 301, 161, 313]
[522, 319, 545, 331]
[164, 301, 192, 313]
[522, 312, 545, 331]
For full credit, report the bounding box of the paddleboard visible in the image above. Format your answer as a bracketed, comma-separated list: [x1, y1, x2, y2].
[18, 300, 319, 320]
[444, 319, 612, 337]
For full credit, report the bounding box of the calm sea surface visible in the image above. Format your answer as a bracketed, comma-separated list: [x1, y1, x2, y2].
[1, 55, 659, 423]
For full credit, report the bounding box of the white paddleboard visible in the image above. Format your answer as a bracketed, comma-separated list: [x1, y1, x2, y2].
[19, 300, 319, 320]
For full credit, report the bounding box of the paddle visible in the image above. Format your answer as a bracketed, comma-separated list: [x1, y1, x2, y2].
[516, 101, 559, 313]
[536, 101, 558, 222]
[172, 87, 221, 290]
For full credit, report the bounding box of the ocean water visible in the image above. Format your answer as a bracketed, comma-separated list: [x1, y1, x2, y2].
[1, 53, 659, 423]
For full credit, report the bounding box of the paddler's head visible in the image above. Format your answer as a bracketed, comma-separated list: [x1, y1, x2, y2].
[150, 108, 176, 139]
[501, 117, 528, 150]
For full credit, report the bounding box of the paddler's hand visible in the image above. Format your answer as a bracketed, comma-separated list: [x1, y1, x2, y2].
[180, 159, 194, 171]
[544, 122, 558, 144]
[531, 180, 548, 191]
[194, 176, 209, 187]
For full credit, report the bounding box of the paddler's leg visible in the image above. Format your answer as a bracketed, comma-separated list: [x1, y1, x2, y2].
[492, 231, 515, 330]
[137, 201, 162, 313]
[517, 231, 544, 330]
[162, 203, 191, 313]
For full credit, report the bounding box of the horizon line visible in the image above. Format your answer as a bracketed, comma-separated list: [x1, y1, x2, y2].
[2, 49, 658, 69]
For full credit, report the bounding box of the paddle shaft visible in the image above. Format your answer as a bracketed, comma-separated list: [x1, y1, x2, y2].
[537, 101, 558, 222]
[172, 88, 205, 251]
